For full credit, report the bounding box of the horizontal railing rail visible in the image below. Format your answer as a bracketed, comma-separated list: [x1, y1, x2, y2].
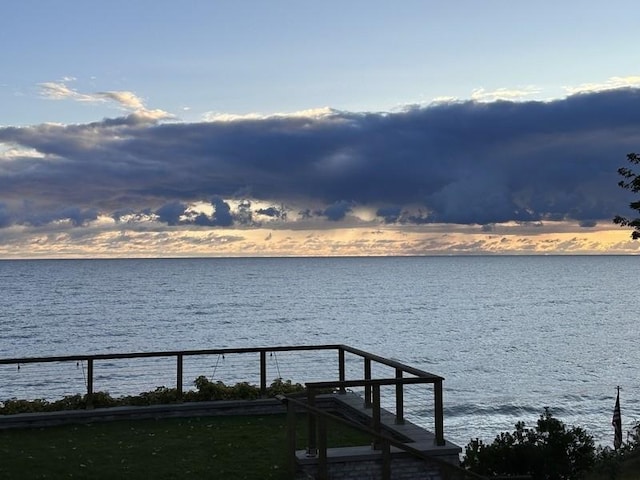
[339, 345, 443, 380]
[0, 344, 342, 365]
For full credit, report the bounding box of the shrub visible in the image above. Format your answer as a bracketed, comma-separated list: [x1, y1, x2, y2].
[123, 387, 181, 406]
[0, 398, 50, 415]
[591, 421, 640, 479]
[86, 391, 118, 409]
[192, 376, 236, 400]
[0, 377, 308, 415]
[231, 382, 260, 400]
[267, 378, 305, 397]
[463, 408, 596, 480]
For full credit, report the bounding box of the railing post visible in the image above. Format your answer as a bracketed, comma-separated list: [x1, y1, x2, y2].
[434, 379, 445, 446]
[338, 347, 346, 394]
[176, 354, 183, 400]
[317, 415, 328, 480]
[381, 439, 391, 480]
[395, 368, 404, 424]
[260, 350, 267, 397]
[86, 358, 94, 409]
[372, 383, 381, 450]
[285, 399, 297, 477]
[307, 387, 317, 456]
[364, 357, 372, 408]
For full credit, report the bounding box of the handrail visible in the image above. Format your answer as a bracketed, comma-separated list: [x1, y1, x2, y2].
[0, 344, 447, 448]
[277, 394, 486, 480]
[307, 377, 440, 389]
[0, 344, 343, 365]
[340, 345, 444, 380]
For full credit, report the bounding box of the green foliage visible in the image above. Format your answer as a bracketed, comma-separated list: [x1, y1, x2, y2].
[189, 377, 260, 401]
[50, 394, 85, 411]
[122, 386, 182, 406]
[463, 408, 596, 480]
[87, 391, 119, 408]
[0, 377, 307, 415]
[0, 398, 50, 415]
[266, 378, 305, 397]
[614, 152, 640, 239]
[233, 381, 261, 400]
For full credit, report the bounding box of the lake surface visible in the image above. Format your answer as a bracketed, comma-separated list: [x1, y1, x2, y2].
[0, 255, 638, 448]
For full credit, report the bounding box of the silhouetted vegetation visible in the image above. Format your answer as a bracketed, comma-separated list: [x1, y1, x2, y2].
[613, 152, 640, 239]
[463, 408, 640, 480]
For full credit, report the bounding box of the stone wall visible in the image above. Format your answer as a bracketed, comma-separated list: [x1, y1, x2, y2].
[297, 454, 450, 480]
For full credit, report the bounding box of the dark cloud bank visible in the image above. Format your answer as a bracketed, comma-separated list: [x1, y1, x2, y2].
[1, 88, 640, 229]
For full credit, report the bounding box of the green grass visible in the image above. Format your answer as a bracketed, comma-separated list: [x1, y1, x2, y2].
[0, 414, 370, 480]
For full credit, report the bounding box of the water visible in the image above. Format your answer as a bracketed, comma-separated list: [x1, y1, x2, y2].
[0, 256, 638, 448]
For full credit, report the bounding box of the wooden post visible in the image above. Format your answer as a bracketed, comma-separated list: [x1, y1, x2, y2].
[86, 358, 94, 409]
[307, 387, 317, 456]
[372, 384, 381, 450]
[434, 379, 445, 446]
[338, 348, 346, 394]
[382, 439, 391, 480]
[285, 399, 297, 477]
[260, 351, 267, 397]
[395, 368, 404, 424]
[317, 416, 328, 480]
[364, 357, 372, 408]
[176, 354, 183, 400]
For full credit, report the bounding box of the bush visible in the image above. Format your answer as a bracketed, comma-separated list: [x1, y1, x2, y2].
[0, 377, 309, 415]
[266, 378, 305, 397]
[591, 422, 640, 479]
[463, 408, 596, 480]
[191, 376, 238, 400]
[0, 398, 50, 415]
[122, 387, 182, 406]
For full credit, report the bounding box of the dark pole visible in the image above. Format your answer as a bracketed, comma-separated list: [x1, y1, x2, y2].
[434, 379, 445, 446]
[338, 347, 346, 394]
[260, 351, 267, 397]
[86, 358, 94, 409]
[364, 357, 372, 408]
[395, 368, 404, 424]
[176, 354, 183, 400]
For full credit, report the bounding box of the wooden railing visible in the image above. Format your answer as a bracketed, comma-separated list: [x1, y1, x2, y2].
[0, 344, 445, 444]
[278, 394, 484, 480]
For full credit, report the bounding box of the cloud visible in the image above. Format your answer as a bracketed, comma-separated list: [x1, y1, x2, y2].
[155, 201, 186, 226]
[201, 107, 339, 122]
[39, 80, 172, 121]
[39, 82, 96, 102]
[565, 76, 640, 95]
[323, 201, 353, 221]
[471, 86, 542, 102]
[1, 87, 640, 235]
[256, 206, 283, 218]
[97, 91, 146, 110]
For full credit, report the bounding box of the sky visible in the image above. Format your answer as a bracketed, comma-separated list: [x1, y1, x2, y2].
[2, 1, 640, 258]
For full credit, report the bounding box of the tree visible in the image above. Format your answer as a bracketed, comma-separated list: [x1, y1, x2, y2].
[462, 408, 596, 479]
[613, 152, 640, 239]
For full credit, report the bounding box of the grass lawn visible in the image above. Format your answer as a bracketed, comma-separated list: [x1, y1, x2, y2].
[0, 414, 369, 480]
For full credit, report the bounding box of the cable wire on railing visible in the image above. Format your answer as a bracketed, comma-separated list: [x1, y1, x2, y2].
[210, 354, 224, 380]
[270, 351, 282, 379]
[78, 360, 87, 390]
